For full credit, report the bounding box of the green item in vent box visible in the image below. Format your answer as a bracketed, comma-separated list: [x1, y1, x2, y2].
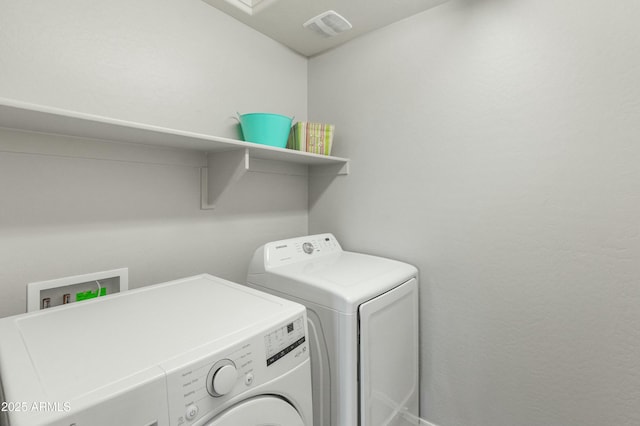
[76, 287, 107, 301]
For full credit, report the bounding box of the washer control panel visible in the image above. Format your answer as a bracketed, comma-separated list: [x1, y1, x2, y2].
[266, 233, 342, 268]
[265, 316, 306, 367]
[167, 342, 256, 426]
[164, 314, 309, 425]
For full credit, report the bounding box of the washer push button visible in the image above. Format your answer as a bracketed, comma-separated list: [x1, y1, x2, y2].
[185, 404, 199, 421]
[244, 372, 254, 386]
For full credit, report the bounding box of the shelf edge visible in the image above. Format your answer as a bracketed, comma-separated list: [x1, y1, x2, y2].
[0, 97, 349, 166]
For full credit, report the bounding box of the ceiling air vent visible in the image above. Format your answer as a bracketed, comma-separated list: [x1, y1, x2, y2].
[303, 10, 352, 37]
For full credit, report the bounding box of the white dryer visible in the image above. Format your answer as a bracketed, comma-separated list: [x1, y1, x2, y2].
[0, 274, 312, 426]
[247, 234, 419, 426]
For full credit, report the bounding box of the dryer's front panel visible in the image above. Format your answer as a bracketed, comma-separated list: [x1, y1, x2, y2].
[358, 278, 419, 426]
[204, 396, 304, 425]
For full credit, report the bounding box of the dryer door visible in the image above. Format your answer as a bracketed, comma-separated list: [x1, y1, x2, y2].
[359, 278, 419, 426]
[204, 396, 305, 426]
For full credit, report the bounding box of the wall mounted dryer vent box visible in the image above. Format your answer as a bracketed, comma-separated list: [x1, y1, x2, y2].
[27, 268, 128, 312]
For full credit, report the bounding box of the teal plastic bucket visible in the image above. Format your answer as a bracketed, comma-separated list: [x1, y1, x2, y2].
[238, 113, 293, 148]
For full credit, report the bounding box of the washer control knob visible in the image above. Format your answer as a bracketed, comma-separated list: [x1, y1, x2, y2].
[185, 404, 199, 421]
[211, 362, 237, 397]
[302, 242, 314, 254]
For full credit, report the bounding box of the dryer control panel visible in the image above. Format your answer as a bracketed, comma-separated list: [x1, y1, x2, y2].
[163, 314, 308, 426]
[265, 233, 342, 268]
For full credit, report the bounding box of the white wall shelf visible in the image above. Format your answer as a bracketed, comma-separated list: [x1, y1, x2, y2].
[0, 98, 349, 209]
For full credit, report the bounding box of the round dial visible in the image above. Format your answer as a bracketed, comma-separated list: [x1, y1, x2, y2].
[207, 360, 238, 397]
[213, 364, 237, 395]
[302, 242, 314, 254]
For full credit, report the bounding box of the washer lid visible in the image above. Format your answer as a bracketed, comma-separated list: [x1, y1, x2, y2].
[248, 234, 417, 312]
[204, 396, 304, 426]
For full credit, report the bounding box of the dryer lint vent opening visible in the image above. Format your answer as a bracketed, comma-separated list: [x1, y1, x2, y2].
[303, 10, 352, 37]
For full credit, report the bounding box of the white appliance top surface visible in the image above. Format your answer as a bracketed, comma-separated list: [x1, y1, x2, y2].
[0, 274, 298, 401]
[269, 251, 415, 308]
[275, 251, 404, 286]
[248, 234, 417, 311]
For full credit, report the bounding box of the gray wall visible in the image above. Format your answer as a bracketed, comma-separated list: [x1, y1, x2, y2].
[0, 0, 308, 317]
[308, 1, 640, 425]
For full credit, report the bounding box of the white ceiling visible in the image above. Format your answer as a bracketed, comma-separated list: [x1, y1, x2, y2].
[201, 0, 449, 57]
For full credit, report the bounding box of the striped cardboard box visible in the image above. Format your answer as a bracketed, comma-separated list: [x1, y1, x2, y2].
[287, 122, 335, 155]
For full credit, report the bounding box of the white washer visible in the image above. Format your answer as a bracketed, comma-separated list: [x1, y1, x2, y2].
[0, 274, 312, 426]
[247, 233, 419, 426]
